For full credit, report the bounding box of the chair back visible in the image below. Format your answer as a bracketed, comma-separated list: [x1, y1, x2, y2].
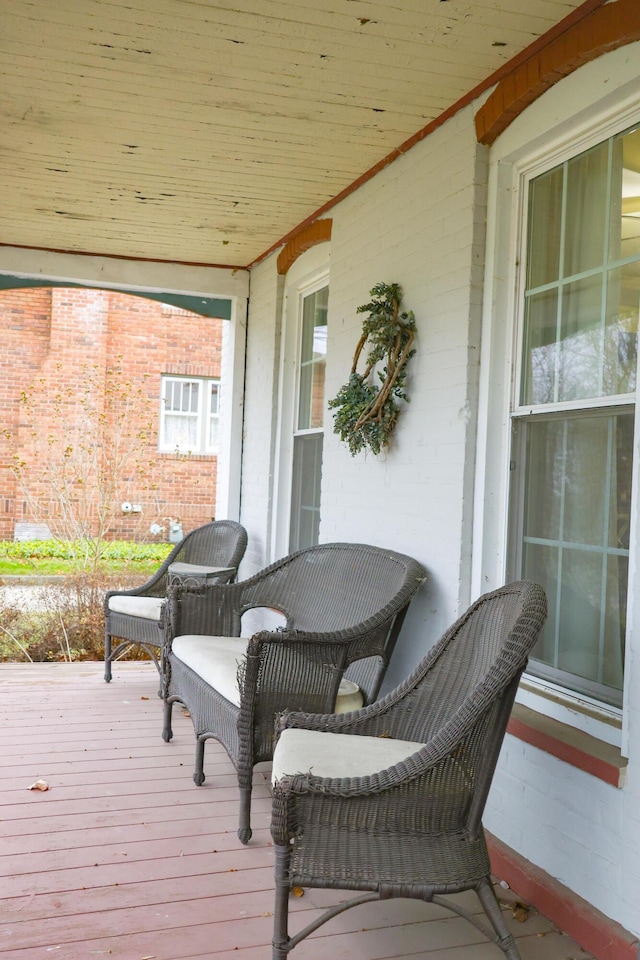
[366, 580, 545, 834]
[145, 520, 247, 599]
[241, 543, 425, 702]
[178, 519, 248, 571]
[241, 542, 424, 632]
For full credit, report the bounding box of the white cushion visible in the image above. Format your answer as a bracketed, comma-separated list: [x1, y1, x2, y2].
[172, 635, 249, 706]
[171, 635, 364, 713]
[108, 594, 165, 621]
[272, 727, 426, 784]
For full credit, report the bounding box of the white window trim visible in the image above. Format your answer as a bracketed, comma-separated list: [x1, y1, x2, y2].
[473, 54, 640, 755]
[159, 374, 221, 455]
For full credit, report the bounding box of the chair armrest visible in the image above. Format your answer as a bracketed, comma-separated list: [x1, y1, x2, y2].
[164, 581, 246, 641]
[270, 732, 476, 848]
[104, 566, 169, 607]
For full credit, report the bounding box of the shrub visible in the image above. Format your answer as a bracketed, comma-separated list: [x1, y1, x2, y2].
[0, 553, 169, 662]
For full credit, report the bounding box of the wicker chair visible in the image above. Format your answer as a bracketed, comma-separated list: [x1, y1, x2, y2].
[161, 542, 426, 843]
[104, 520, 248, 683]
[270, 580, 547, 960]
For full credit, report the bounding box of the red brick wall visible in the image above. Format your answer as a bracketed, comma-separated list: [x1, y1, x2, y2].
[1, 287, 223, 542]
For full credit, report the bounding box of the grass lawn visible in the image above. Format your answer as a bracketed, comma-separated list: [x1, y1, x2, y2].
[0, 540, 173, 578]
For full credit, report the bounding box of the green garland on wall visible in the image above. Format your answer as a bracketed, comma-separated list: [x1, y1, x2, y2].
[329, 282, 416, 456]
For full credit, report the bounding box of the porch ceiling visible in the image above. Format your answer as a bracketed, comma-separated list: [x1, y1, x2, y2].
[0, 0, 595, 269]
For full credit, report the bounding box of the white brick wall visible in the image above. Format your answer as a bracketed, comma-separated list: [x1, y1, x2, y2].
[320, 106, 485, 684]
[241, 109, 486, 681]
[239, 44, 640, 942]
[486, 736, 629, 925]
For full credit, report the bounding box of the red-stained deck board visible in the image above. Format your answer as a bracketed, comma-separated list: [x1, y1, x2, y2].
[0, 661, 595, 960]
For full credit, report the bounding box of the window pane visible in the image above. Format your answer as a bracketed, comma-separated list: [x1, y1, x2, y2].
[164, 413, 198, 451]
[518, 412, 632, 704]
[564, 142, 608, 276]
[610, 127, 640, 262]
[604, 263, 639, 395]
[165, 380, 178, 412]
[527, 166, 563, 288]
[522, 420, 563, 542]
[562, 417, 607, 544]
[208, 417, 220, 450]
[207, 384, 220, 451]
[210, 383, 219, 416]
[290, 433, 323, 552]
[557, 547, 606, 683]
[186, 381, 200, 412]
[558, 274, 603, 401]
[298, 286, 328, 430]
[524, 542, 559, 668]
[522, 288, 558, 404]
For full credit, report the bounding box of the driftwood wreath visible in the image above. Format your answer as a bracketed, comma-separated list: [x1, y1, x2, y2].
[329, 282, 416, 456]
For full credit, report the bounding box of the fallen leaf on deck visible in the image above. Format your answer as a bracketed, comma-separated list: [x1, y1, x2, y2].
[291, 887, 305, 897]
[512, 901, 529, 922]
[141, 696, 149, 701]
[28, 779, 49, 791]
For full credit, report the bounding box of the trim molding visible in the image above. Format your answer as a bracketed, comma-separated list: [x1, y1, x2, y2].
[276, 220, 332, 275]
[487, 833, 639, 960]
[507, 703, 626, 787]
[475, 0, 640, 145]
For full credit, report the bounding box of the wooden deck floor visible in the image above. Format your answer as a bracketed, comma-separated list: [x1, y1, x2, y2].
[0, 661, 594, 960]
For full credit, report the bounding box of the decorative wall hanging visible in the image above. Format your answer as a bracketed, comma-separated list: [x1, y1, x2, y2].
[329, 282, 416, 456]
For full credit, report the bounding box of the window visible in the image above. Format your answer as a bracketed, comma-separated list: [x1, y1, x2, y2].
[159, 376, 220, 455]
[510, 124, 640, 708]
[289, 284, 328, 551]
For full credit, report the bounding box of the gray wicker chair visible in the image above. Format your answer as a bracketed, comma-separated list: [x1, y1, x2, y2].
[270, 580, 547, 960]
[104, 520, 248, 683]
[161, 542, 426, 843]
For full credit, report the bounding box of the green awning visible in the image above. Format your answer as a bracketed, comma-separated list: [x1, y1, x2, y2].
[0, 274, 232, 320]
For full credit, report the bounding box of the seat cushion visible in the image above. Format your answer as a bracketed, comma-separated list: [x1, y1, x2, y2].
[171, 635, 364, 713]
[108, 594, 165, 621]
[272, 727, 426, 784]
[172, 635, 249, 706]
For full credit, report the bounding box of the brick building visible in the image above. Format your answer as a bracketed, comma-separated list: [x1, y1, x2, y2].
[1, 287, 224, 542]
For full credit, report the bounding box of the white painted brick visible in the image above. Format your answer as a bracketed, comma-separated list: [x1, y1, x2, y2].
[240, 67, 640, 942]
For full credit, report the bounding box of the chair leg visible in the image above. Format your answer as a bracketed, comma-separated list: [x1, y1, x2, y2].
[194, 738, 206, 785]
[476, 878, 522, 960]
[237, 786, 253, 844]
[272, 844, 291, 959]
[162, 700, 173, 742]
[104, 632, 112, 683]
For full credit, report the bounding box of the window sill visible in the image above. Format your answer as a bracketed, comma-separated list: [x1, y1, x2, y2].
[507, 703, 627, 787]
[157, 451, 217, 460]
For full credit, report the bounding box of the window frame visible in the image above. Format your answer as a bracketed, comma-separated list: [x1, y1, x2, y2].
[288, 280, 328, 553]
[271, 244, 330, 561]
[159, 374, 221, 455]
[474, 79, 640, 753]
